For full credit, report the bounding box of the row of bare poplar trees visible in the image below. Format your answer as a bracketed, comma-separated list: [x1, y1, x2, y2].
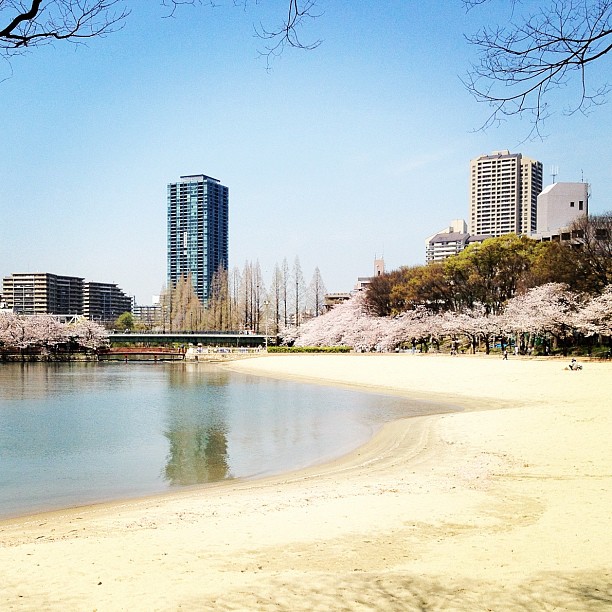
[159, 257, 327, 334]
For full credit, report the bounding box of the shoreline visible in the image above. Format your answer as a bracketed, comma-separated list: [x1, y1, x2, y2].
[226, 351, 571, 411]
[0, 354, 496, 524]
[1, 353, 610, 610]
[0, 359, 459, 523]
[0, 358, 458, 524]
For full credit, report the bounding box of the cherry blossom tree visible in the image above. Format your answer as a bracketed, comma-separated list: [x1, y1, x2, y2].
[502, 283, 584, 355]
[284, 292, 388, 351]
[374, 310, 418, 353]
[0, 313, 108, 355]
[1, 313, 39, 352]
[574, 285, 612, 341]
[395, 307, 444, 353]
[29, 315, 69, 355]
[436, 306, 500, 354]
[374, 306, 435, 353]
[286, 296, 451, 354]
[422, 310, 446, 352]
[287, 292, 363, 347]
[69, 318, 109, 351]
[283, 280, 612, 357]
[0, 311, 17, 348]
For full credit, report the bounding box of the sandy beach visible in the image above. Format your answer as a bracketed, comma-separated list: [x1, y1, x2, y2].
[1, 353, 610, 610]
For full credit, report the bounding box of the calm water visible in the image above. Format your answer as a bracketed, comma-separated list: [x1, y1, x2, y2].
[0, 362, 450, 519]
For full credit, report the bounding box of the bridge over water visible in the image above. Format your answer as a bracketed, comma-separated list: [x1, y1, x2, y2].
[109, 332, 271, 348]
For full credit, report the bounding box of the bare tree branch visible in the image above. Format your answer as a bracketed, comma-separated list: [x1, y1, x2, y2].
[160, 0, 215, 19]
[160, 0, 322, 68]
[254, 0, 322, 68]
[464, 0, 612, 136]
[0, 0, 129, 58]
[0, 0, 325, 80]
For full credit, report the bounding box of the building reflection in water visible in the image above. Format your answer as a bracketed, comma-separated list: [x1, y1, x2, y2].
[0, 362, 99, 400]
[163, 365, 231, 485]
[164, 424, 229, 485]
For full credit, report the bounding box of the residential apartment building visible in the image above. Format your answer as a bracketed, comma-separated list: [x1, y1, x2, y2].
[2, 273, 83, 315]
[323, 292, 351, 310]
[535, 182, 589, 234]
[83, 282, 132, 323]
[425, 219, 493, 263]
[167, 174, 229, 304]
[469, 150, 543, 237]
[2, 273, 131, 321]
[133, 304, 162, 329]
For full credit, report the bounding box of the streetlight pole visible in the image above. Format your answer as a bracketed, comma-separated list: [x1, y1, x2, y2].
[263, 300, 270, 351]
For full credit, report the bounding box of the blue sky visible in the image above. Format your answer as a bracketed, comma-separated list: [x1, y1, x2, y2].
[2, 1, 610, 304]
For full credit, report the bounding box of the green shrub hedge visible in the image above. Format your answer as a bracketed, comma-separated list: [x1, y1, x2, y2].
[268, 346, 351, 353]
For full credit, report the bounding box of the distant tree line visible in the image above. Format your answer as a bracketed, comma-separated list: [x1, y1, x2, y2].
[284, 214, 612, 356]
[158, 257, 327, 335]
[366, 214, 612, 317]
[284, 284, 612, 357]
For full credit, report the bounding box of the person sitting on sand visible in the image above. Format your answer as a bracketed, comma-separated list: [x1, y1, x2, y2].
[569, 358, 583, 371]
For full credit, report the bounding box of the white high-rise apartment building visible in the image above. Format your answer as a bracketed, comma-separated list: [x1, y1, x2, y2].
[536, 182, 588, 234]
[469, 150, 543, 237]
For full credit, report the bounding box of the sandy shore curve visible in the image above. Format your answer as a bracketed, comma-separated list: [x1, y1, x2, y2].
[1, 353, 610, 610]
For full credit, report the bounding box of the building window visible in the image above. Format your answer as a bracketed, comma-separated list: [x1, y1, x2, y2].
[579, 201, 584, 210]
[570, 201, 575, 207]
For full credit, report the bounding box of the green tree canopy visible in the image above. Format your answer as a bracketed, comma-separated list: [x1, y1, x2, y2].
[445, 234, 538, 314]
[115, 311, 134, 331]
[365, 232, 604, 318]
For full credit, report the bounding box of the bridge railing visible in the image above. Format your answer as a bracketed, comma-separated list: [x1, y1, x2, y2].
[109, 332, 272, 348]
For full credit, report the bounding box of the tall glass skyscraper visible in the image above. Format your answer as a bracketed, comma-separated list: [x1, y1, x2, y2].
[167, 174, 229, 303]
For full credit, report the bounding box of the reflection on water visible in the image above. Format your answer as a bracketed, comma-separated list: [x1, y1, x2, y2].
[165, 425, 229, 485]
[164, 365, 231, 484]
[0, 362, 102, 400]
[0, 362, 450, 518]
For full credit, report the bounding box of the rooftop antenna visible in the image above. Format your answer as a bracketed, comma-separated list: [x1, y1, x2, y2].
[581, 169, 584, 182]
[550, 165, 558, 183]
